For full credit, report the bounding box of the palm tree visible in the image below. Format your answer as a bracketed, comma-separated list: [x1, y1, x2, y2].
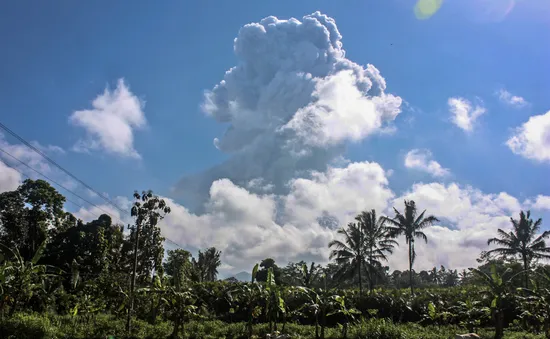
[329, 222, 366, 293]
[486, 210, 549, 288]
[382, 200, 439, 294]
[355, 209, 397, 293]
[301, 262, 321, 288]
[192, 247, 222, 282]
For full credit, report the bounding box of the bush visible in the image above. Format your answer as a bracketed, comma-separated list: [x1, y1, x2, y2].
[0, 313, 544, 339]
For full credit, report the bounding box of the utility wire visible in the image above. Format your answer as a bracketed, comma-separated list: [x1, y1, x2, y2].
[0, 145, 118, 221]
[0, 155, 103, 221]
[0, 121, 127, 215]
[0, 121, 186, 250]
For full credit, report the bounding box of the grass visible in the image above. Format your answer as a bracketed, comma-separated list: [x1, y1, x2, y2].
[0, 313, 544, 339]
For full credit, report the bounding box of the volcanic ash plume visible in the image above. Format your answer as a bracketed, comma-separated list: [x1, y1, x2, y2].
[174, 11, 402, 210]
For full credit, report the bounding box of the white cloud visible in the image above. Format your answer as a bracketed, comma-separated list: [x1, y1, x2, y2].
[0, 160, 22, 193]
[404, 149, 450, 177]
[497, 89, 528, 108]
[175, 12, 402, 206]
[30, 141, 65, 155]
[133, 11, 548, 275]
[162, 160, 392, 273]
[526, 195, 550, 211]
[448, 97, 486, 132]
[506, 110, 550, 163]
[283, 161, 394, 226]
[0, 134, 95, 209]
[71, 156, 547, 275]
[387, 183, 525, 271]
[73, 204, 128, 225]
[284, 70, 401, 147]
[0, 134, 54, 175]
[69, 79, 146, 159]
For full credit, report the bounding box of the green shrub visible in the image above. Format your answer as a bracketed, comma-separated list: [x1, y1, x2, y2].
[0, 313, 545, 339]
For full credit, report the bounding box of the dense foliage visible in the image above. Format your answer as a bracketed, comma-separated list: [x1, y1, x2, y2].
[1, 179, 550, 338]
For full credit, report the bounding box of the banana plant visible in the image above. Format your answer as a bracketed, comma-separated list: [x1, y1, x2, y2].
[230, 263, 266, 339]
[517, 268, 550, 338]
[294, 277, 334, 339]
[161, 287, 202, 338]
[421, 301, 455, 327]
[265, 267, 287, 333]
[0, 242, 60, 316]
[327, 295, 361, 339]
[451, 298, 490, 333]
[471, 265, 523, 339]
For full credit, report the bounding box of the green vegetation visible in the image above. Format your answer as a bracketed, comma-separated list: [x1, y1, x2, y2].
[1, 179, 549, 338]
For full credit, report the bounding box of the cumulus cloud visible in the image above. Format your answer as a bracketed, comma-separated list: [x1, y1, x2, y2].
[387, 183, 525, 271]
[0, 134, 97, 209]
[448, 97, 486, 132]
[72, 196, 133, 226]
[68, 153, 547, 275]
[404, 149, 450, 177]
[163, 176, 547, 274]
[175, 12, 402, 207]
[162, 161, 392, 272]
[69, 79, 146, 159]
[0, 160, 22, 193]
[134, 11, 547, 275]
[497, 89, 528, 108]
[506, 110, 550, 163]
[0, 133, 55, 175]
[30, 141, 65, 155]
[526, 195, 550, 211]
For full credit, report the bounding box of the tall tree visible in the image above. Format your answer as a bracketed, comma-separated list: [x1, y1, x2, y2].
[127, 190, 171, 333]
[255, 258, 282, 284]
[355, 210, 397, 292]
[329, 222, 367, 293]
[301, 261, 322, 288]
[44, 214, 125, 287]
[0, 179, 65, 261]
[486, 210, 549, 288]
[164, 249, 193, 287]
[383, 200, 439, 294]
[191, 247, 222, 282]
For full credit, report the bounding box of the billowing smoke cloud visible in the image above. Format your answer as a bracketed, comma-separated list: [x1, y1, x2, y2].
[132, 11, 549, 276]
[174, 12, 402, 209]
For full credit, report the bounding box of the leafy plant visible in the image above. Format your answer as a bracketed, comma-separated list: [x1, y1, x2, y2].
[471, 264, 523, 339]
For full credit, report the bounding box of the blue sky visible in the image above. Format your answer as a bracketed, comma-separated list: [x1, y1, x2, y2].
[1, 0, 549, 273]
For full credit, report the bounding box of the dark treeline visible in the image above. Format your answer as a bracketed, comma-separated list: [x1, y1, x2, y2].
[1, 179, 550, 339]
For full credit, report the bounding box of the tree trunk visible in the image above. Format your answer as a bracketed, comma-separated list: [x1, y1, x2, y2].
[358, 260, 363, 294]
[493, 310, 504, 339]
[315, 313, 319, 339]
[523, 255, 529, 288]
[408, 242, 414, 295]
[170, 318, 180, 338]
[126, 223, 141, 333]
[248, 305, 253, 339]
[8, 297, 17, 317]
[321, 306, 326, 339]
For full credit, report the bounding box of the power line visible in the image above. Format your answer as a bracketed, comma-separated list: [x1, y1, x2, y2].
[0, 121, 127, 215]
[0, 155, 103, 220]
[0, 145, 119, 221]
[0, 123, 187, 250]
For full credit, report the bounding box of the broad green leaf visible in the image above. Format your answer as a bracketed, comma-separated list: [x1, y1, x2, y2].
[491, 297, 497, 309]
[266, 267, 275, 290]
[278, 296, 286, 313]
[31, 241, 47, 265]
[490, 265, 502, 286]
[251, 263, 259, 283]
[428, 302, 436, 319]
